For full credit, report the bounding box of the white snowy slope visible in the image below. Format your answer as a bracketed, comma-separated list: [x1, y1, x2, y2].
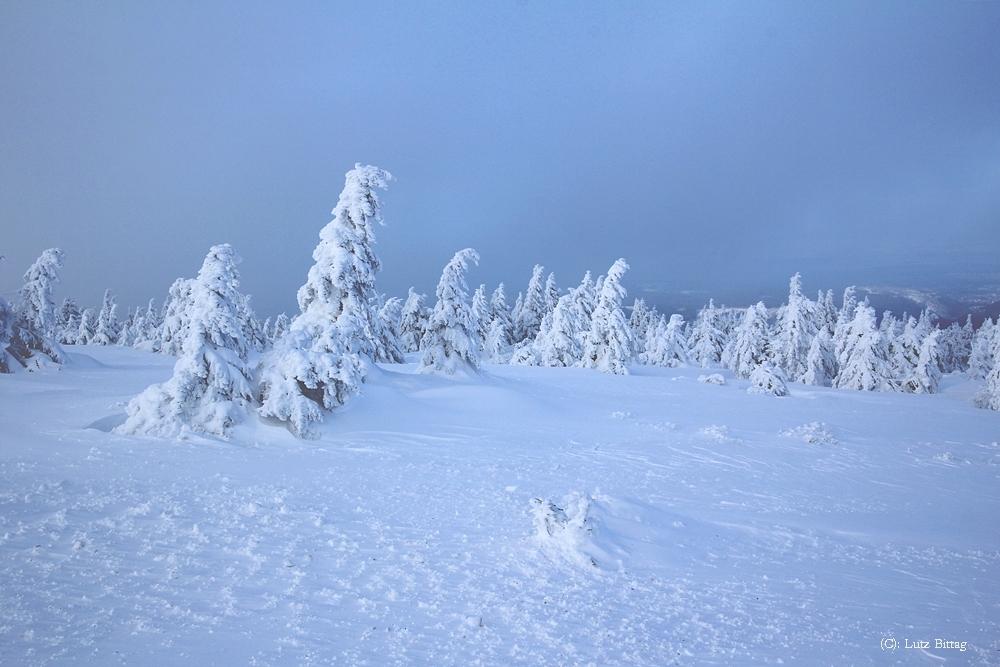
[1, 346, 999, 666]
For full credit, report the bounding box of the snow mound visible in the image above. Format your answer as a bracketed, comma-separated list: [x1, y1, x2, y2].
[698, 373, 725, 385]
[780, 422, 838, 445]
[747, 364, 789, 396]
[531, 494, 598, 569]
[699, 424, 742, 443]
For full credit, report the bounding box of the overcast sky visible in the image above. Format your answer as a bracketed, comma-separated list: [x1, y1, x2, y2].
[2, 1, 998, 317]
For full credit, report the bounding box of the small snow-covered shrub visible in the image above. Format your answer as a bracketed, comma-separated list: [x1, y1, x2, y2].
[698, 373, 726, 386]
[747, 364, 788, 396]
[530, 494, 597, 569]
[780, 422, 837, 445]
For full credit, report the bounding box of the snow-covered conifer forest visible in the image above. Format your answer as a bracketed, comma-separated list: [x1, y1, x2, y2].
[1, 166, 998, 664]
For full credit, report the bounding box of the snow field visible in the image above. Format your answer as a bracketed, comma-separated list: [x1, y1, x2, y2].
[1, 346, 999, 665]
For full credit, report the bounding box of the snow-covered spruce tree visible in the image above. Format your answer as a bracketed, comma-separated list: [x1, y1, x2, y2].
[116, 244, 257, 437]
[89, 290, 120, 346]
[257, 165, 395, 436]
[643, 313, 688, 367]
[967, 318, 995, 381]
[817, 289, 838, 337]
[377, 296, 404, 357]
[770, 273, 818, 381]
[688, 300, 726, 368]
[628, 298, 655, 362]
[579, 259, 633, 375]
[76, 308, 97, 345]
[295, 164, 399, 362]
[834, 301, 898, 392]
[833, 286, 858, 360]
[544, 272, 560, 314]
[484, 316, 514, 364]
[471, 285, 491, 350]
[723, 301, 771, 379]
[801, 329, 837, 387]
[538, 292, 587, 367]
[16, 248, 64, 341]
[902, 329, 941, 394]
[155, 277, 195, 355]
[56, 297, 82, 345]
[398, 288, 429, 353]
[937, 316, 973, 373]
[513, 265, 546, 344]
[488, 283, 514, 342]
[417, 248, 481, 375]
[973, 324, 1000, 411]
[891, 315, 928, 381]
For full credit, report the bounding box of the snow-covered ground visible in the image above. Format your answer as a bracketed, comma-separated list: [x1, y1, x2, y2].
[2, 346, 998, 666]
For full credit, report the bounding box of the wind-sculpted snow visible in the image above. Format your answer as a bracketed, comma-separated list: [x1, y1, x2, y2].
[2, 346, 999, 665]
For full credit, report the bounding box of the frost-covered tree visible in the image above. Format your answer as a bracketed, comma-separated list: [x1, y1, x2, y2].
[937, 316, 973, 373]
[643, 313, 688, 367]
[488, 283, 514, 344]
[16, 248, 64, 340]
[967, 318, 995, 381]
[398, 288, 429, 353]
[688, 300, 726, 368]
[513, 265, 546, 344]
[528, 290, 590, 368]
[833, 286, 857, 360]
[544, 272, 560, 314]
[484, 316, 514, 364]
[156, 278, 195, 355]
[377, 296, 404, 358]
[629, 298, 656, 361]
[973, 324, 1000, 411]
[89, 290, 121, 346]
[56, 297, 82, 345]
[471, 285, 491, 349]
[272, 313, 290, 341]
[76, 308, 97, 345]
[295, 164, 399, 363]
[724, 302, 771, 379]
[834, 301, 898, 392]
[902, 329, 941, 394]
[418, 248, 481, 375]
[579, 259, 633, 375]
[817, 289, 838, 337]
[116, 244, 257, 437]
[891, 315, 929, 381]
[801, 329, 837, 387]
[770, 274, 817, 381]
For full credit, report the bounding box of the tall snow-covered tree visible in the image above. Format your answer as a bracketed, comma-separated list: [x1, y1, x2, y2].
[513, 265, 546, 344]
[376, 296, 404, 359]
[398, 288, 429, 353]
[295, 164, 399, 363]
[544, 272, 560, 314]
[724, 302, 771, 379]
[56, 297, 82, 345]
[628, 298, 656, 361]
[891, 315, 929, 380]
[834, 301, 898, 392]
[973, 323, 1000, 411]
[902, 329, 941, 394]
[833, 286, 858, 360]
[688, 300, 726, 368]
[471, 285, 491, 349]
[487, 283, 514, 345]
[76, 308, 97, 345]
[801, 329, 837, 387]
[937, 316, 973, 373]
[89, 290, 121, 346]
[770, 274, 817, 381]
[156, 278, 195, 355]
[16, 248, 64, 340]
[967, 318, 995, 380]
[116, 244, 257, 437]
[579, 259, 633, 375]
[418, 248, 481, 375]
[643, 313, 688, 367]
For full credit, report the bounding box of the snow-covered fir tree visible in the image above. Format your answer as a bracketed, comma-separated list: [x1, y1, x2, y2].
[973, 323, 1000, 411]
[513, 265, 547, 344]
[937, 316, 973, 373]
[294, 164, 400, 363]
[116, 244, 257, 438]
[817, 289, 838, 337]
[579, 259, 633, 375]
[76, 308, 97, 345]
[902, 329, 941, 394]
[967, 318, 995, 380]
[156, 278, 195, 355]
[834, 301, 898, 392]
[56, 297, 82, 345]
[398, 288, 429, 353]
[417, 248, 481, 375]
[770, 274, 817, 381]
[628, 298, 656, 362]
[833, 286, 857, 360]
[747, 363, 789, 396]
[688, 300, 726, 368]
[15, 248, 64, 341]
[487, 283, 514, 345]
[801, 329, 837, 387]
[377, 296, 404, 357]
[642, 313, 688, 367]
[544, 272, 560, 314]
[471, 285, 491, 349]
[272, 313, 290, 341]
[724, 301, 771, 379]
[484, 316, 514, 364]
[89, 290, 120, 346]
[891, 315, 929, 380]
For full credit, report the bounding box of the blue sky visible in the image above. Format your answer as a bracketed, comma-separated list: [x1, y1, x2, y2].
[2, 1, 998, 317]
